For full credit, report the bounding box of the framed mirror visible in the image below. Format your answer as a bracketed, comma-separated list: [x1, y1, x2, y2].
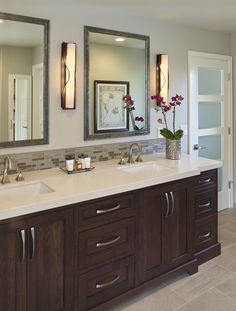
[84, 26, 150, 140]
[0, 12, 49, 148]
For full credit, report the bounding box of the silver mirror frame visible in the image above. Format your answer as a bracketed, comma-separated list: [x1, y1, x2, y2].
[84, 26, 150, 140]
[0, 12, 49, 148]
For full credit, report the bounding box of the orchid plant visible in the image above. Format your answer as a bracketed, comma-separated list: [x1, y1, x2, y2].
[151, 94, 184, 140]
[123, 95, 144, 131]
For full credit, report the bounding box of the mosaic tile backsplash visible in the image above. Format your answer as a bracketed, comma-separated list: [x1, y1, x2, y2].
[0, 138, 165, 172]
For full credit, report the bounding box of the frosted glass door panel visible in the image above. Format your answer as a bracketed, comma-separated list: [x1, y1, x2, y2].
[198, 68, 223, 95]
[198, 102, 222, 129]
[198, 135, 222, 160]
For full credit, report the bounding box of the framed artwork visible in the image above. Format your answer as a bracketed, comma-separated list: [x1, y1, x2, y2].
[94, 80, 129, 133]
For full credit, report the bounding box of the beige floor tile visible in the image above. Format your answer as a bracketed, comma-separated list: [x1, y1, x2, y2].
[218, 226, 236, 248]
[176, 288, 236, 311]
[115, 285, 185, 311]
[214, 243, 236, 272]
[216, 273, 236, 300]
[166, 264, 231, 301]
[218, 208, 236, 226]
[198, 259, 218, 273]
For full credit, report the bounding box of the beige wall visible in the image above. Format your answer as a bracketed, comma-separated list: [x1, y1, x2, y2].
[89, 43, 145, 133]
[32, 44, 43, 65]
[0, 2, 231, 155]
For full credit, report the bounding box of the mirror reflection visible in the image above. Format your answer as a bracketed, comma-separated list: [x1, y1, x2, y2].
[0, 13, 49, 147]
[84, 26, 150, 140]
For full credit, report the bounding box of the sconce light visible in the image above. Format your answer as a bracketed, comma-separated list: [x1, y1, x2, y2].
[61, 42, 76, 109]
[156, 54, 169, 103]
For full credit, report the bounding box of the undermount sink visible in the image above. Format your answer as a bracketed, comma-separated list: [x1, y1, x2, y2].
[118, 161, 172, 176]
[0, 181, 55, 201]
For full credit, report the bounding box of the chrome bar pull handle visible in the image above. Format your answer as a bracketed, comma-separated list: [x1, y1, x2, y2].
[20, 229, 26, 263]
[165, 193, 170, 217]
[170, 192, 175, 216]
[30, 227, 35, 259]
[199, 232, 211, 239]
[96, 204, 121, 214]
[96, 235, 121, 248]
[198, 202, 211, 208]
[199, 178, 211, 184]
[96, 275, 120, 289]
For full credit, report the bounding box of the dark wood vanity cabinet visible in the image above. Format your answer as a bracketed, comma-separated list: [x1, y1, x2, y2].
[0, 208, 74, 311]
[0, 220, 27, 311]
[137, 179, 194, 284]
[193, 170, 220, 264]
[0, 169, 220, 311]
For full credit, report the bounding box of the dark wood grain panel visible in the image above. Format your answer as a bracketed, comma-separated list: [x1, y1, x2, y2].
[27, 209, 74, 311]
[79, 218, 135, 271]
[0, 220, 27, 311]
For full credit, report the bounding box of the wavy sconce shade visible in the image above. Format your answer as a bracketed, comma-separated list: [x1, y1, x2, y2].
[156, 54, 169, 103]
[61, 42, 76, 109]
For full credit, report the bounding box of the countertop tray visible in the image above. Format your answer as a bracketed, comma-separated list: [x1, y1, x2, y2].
[60, 166, 95, 174]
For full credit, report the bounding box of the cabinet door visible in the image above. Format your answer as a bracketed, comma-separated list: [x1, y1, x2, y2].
[0, 220, 27, 311]
[27, 209, 74, 311]
[136, 187, 166, 283]
[163, 182, 193, 268]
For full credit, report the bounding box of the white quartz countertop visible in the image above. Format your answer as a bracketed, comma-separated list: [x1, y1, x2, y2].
[0, 154, 222, 221]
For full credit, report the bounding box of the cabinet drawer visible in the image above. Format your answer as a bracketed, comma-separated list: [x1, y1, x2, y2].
[194, 216, 217, 252]
[77, 194, 134, 227]
[78, 257, 134, 311]
[194, 170, 217, 190]
[195, 190, 217, 219]
[78, 218, 135, 271]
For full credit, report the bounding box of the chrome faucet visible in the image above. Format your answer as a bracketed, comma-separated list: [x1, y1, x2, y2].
[127, 143, 143, 164]
[1, 156, 12, 184]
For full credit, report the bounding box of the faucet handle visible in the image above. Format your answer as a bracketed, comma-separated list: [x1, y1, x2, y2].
[16, 171, 24, 182]
[127, 154, 135, 164]
[135, 154, 143, 162]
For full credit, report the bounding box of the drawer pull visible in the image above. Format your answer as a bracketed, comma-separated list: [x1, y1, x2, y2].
[96, 204, 121, 214]
[96, 274, 120, 289]
[165, 193, 170, 217]
[170, 191, 175, 216]
[30, 227, 36, 259]
[199, 232, 211, 239]
[199, 178, 211, 184]
[198, 202, 211, 208]
[96, 235, 121, 248]
[20, 229, 26, 263]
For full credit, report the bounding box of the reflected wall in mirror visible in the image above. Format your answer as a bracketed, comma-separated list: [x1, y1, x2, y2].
[0, 12, 49, 148]
[84, 26, 150, 140]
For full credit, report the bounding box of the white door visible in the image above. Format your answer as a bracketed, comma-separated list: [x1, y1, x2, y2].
[8, 74, 32, 141]
[188, 51, 233, 211]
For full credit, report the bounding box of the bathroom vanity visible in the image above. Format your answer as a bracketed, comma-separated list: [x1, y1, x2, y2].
[0, 155, 221, 311]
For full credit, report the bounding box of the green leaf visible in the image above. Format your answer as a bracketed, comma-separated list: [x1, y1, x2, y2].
[160, 128, 175, 140]
[174, 129, 184, 140]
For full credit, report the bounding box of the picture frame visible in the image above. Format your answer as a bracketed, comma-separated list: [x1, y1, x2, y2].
[94, 80, 129, 133]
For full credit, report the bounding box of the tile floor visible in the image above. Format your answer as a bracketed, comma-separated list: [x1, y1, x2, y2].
[113, 208, 236, 311]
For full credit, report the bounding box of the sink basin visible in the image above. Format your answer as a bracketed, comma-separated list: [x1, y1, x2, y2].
[0, 181, 55, 201]
[118, 161, 171, 176]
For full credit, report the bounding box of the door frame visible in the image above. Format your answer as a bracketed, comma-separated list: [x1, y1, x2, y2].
[188, 51, 233, 209]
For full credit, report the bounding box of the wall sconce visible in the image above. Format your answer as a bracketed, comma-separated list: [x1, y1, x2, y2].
[61, 42, 76, 109]
[156, 54, 169, 103]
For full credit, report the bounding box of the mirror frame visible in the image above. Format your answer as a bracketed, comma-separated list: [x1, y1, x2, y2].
[0, 12, 49, 148]
[84, 26, 150, 140]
